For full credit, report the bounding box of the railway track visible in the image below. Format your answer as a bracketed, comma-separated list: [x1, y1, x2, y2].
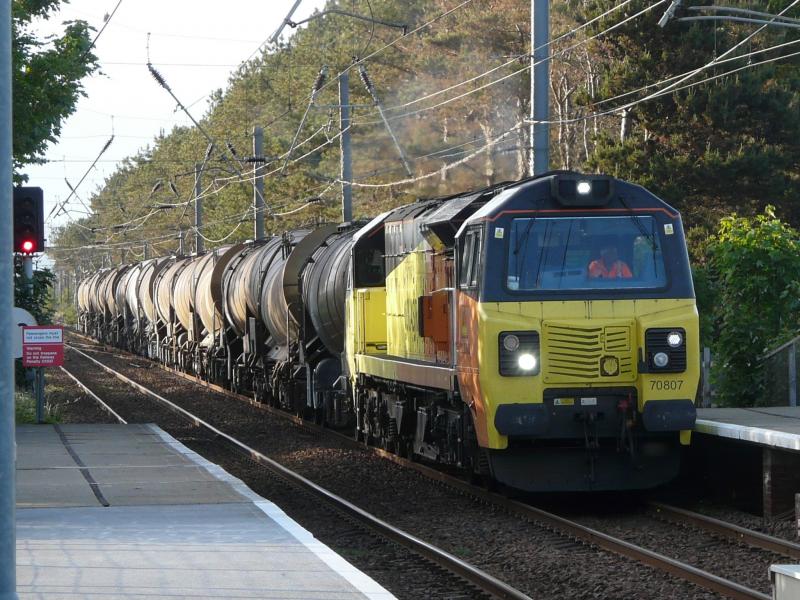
[649, 502, 800, 561]
[64, 343, 530, 600]
[65, 333, 782, 600]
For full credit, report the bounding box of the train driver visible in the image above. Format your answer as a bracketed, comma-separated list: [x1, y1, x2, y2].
[588, 242, 633, 279]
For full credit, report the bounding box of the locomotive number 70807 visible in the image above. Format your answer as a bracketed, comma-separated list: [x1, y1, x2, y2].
[650, 380, 684, 391]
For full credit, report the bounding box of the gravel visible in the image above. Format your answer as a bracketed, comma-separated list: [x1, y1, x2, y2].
[62, 335, 728, 600]
[43, 366, 120, 424]
[569, 507, 780, 594]
[61, 347, 489, 600]
[670, 500, 798, 544]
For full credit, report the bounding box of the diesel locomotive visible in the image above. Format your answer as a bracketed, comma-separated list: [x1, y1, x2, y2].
[77, 171, 699, 491]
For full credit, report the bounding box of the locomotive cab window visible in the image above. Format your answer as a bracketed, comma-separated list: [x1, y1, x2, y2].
[459, 228, 483, 289]
[506, 216, 666, 291]
[353, 233, 386, 288]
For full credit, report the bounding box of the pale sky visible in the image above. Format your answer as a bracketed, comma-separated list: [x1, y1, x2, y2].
[25, 0, 327, 252]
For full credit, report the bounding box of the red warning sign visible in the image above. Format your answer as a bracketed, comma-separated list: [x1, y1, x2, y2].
[22, 326, 64, 367]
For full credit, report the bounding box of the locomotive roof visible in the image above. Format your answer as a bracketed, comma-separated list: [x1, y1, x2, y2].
[457, 172, 679, 236]
[352, 172, 680, 250]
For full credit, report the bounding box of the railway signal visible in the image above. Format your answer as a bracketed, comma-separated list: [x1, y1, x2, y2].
[13, 186, 44, 255]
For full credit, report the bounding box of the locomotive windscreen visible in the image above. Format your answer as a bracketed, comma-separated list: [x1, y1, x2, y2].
[505, 216, 666, 291]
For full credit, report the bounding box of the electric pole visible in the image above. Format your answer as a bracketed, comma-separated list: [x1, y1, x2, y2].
[0, 0, 18, 594]
[339, 71, 353, 222]
[178, 230, 185, 255]
[529, 0, 550, 176]
[252, 127, 265, 240]
[194, 162, 204, 253]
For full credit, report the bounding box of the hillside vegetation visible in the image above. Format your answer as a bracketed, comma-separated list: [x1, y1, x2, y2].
[44, 0, 800, 405]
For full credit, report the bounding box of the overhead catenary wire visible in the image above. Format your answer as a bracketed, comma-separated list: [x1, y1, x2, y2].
[687, 4, 800, 24]
[236, 0, 643, 188]
[54, 0, 798, 258]
[146, 50, 271, 216]
[592, 35, 800, 107]
[177, 142, 214, 226]
[526, 0, 800, 126]
[80, 0, 124, 60]
[55, 0, 497, 242]
[679, 15, 800, 29]
[370, 0, 639, 116]
[338, 120, 525, 189]
[53, 0, 490, 240]
[193, 220, 245, 244]
[355, 0, 670, 128]
[48, 178, 339, 254]
[335, 27, 800, 191]
[46, 134, 114, 223]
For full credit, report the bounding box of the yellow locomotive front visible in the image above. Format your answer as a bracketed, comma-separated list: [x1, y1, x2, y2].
[345, 172, 698, 492]
[456, 174, 699, 491]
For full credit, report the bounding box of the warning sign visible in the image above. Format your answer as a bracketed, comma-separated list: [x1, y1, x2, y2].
[22, 326, 64, 367]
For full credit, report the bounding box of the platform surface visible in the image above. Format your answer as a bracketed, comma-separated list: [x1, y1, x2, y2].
[696, 407, 800, 451]
[16, 424, 395, 599]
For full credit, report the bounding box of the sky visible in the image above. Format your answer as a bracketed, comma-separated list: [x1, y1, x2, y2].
[25, 0, 327, 255]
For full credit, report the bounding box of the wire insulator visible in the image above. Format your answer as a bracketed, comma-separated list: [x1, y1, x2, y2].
[147, 63, 170, 92]
[358, 64, 374, 92]
[313, 66, 328, 93]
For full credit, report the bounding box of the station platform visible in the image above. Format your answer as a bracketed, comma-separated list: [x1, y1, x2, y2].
[15, 423, 395, 599]
[696, 407, 800, 452]
[693, 408, 800, 519]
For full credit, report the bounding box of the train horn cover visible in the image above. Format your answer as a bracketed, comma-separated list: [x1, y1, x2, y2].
[549, 174, 613, 207]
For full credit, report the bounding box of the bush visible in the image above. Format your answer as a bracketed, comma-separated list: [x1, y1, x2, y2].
[14, 259, 54, 385]
[14, 258, 54, 325]
[705, 207, 800, 406]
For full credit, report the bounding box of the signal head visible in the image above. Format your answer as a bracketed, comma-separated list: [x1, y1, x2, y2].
[13, 187, 44, 255]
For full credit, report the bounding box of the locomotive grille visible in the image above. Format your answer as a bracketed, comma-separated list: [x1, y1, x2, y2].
[543, 322, 635, 383]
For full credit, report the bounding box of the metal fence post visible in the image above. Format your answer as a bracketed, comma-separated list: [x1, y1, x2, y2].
[35, 368, 44, 424]
[702, 347, 712, 407]
[789, 342, 797, 407]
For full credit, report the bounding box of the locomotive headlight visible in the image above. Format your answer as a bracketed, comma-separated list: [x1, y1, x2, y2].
[518, 353, 537, 371]
[499, 331, 540, 376]
[646, 327, 686, 373]
[653, 352, 669, 368]
[667, 331, 683, 348]
[576, 181, 592, 195]
[503, 334, 520, 352]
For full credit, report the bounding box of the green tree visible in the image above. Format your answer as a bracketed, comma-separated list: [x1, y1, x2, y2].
[13, 0, 98, 178]
[705, 207, 800, 406]
[580, 0, 800, 230]
[14, 258, 54, 325]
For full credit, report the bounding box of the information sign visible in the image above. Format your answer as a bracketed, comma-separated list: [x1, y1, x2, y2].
[22, 326, 64, 367]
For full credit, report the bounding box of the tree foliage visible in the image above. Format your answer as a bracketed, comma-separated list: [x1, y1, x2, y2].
[13, 0, 98, 178]
[698, 207, 800, 406]
[48, 0, 546, 270]
[581, 0, 800, 229]
[44, 0, 800, 405]
[14, 259, 54, 325]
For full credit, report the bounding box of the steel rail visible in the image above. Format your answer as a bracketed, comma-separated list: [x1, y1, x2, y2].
[64, 343, 532, 600]
[59, 365, 128, 424]
[66, 334, 771, 600]
[649, 501, 800, 560]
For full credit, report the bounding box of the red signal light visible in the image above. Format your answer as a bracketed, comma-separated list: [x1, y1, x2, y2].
[21, 240, 34, 253]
